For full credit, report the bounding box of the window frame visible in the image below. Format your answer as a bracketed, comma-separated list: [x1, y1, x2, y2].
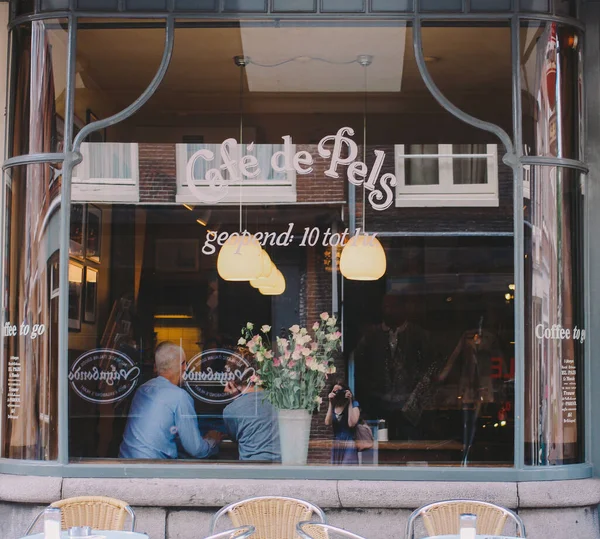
[394, 143, 499, 208]
[71, 142, 140, 203]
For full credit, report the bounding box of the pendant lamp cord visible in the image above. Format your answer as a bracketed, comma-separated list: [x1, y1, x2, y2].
[359, 55, 372, 233]
[238, 58, 245, 233]
[362, 61, 367, 233]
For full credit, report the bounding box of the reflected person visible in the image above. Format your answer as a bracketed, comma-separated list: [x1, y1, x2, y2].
[325, 381, 360, 464]
[119, 341, 223, 459]
[354, 294, 438, 441]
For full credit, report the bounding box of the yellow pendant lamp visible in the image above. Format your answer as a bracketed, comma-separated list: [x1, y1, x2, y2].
[340, 234, 386, 281]
[217, 234, 263, 281]
[250, 250, 275, 288]
[338, 56, 387, 282]
[259, 268, 286, 295]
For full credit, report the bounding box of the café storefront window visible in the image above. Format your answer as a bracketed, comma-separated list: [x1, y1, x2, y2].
[0, 11, 585, 475]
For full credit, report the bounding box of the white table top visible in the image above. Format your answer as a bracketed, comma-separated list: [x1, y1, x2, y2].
[21, 532, 148, 539]
[427, 535, 521, 539]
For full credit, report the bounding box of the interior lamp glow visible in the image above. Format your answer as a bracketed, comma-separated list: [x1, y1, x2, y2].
[259, 269, 286, 296]
[217, 234, 263, 281]
[340, 234, 386, 281]
[250, 251, 275, 288]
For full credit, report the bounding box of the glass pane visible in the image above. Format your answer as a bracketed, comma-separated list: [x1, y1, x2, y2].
[521, 22, 582, 160]
[10, 20, 69, 158]
[420, 23, 513, 140]
[452, 144, 488, 185]
[1, 163, 61, 460]
[520, 0, 550, 11]
[524, 166, 584, 465]
[64, 20, 514, 467]
[421, 0, 462, 10]
[470, 0, 511, 10]
[405, 145, 439, 186]
[554, 0, 576, 16]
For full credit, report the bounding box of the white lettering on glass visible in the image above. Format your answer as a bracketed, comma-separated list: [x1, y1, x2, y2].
[535, 323, 586, 343]
[186, 127, 397, 211]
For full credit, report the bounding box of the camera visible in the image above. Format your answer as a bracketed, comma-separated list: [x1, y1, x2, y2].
[334, 388, 346, 397]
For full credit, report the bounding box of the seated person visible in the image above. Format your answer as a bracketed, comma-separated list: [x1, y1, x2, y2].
[222, 374, 281, 462]
[119, 341, 223, 459]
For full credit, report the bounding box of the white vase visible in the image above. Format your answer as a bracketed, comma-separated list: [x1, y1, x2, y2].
[277, 409, 312, 465]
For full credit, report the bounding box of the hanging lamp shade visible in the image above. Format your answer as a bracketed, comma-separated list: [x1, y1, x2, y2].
[340, 234, 386, 281]
[259, 269, 286, 295]
[250, 251, 275, 288]
[217, 234, 263, 281]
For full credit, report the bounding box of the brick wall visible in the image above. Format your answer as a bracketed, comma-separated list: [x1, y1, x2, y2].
[139, 144, 177, 203]
[296, 144, 346, 203]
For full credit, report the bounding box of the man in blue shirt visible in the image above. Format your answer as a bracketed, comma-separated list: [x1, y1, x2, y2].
[119, 342, 223, 459]
[223, 379, 281, 462]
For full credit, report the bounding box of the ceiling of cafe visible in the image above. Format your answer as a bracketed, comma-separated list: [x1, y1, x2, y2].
[72, 24, 513, 118]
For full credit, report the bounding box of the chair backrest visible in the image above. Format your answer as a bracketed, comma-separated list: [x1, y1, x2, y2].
[211, 496, 327, 539]
[406, 499, 526, 539]
[204, 525, 256, 539]
[51, 496, 135, 531]
[297, 521, 367, 539]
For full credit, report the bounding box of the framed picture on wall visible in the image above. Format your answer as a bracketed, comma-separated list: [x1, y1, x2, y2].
[68, 260, 84, 331]
[84, 266, 98, 324]
[86, 205, 102, 264]
[155, 239, 200, 272]
[69, 204, 85, 258]
[86, 109, 106, 143]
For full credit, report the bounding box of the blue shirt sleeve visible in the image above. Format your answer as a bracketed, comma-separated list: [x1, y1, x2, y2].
[175, 392, 218, 459]
[222, 406, 238, 442]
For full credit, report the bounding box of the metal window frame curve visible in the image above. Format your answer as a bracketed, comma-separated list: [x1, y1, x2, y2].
[0, 3, 591, 481]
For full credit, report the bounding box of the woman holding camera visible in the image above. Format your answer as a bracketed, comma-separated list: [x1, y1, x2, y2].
[325, 381, 361, 464]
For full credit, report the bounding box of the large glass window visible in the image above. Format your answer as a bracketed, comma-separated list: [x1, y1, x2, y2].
[1, 18, 68, 460]
[59, 21, 516, 467]
[1, 15, 584, 472]
[524, 166, 584, 465]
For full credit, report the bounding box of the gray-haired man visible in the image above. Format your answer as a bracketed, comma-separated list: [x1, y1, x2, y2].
[119, 342, 223, 459]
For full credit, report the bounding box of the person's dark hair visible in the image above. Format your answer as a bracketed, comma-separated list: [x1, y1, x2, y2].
[331, 379, 349, 392]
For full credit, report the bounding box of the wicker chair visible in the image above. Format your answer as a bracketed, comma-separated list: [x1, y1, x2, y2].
[25, 496, 136, 534]
[210, 496, 327, 539]
[203, 525, 256, 539]
[406, 499, 526, 538]
[297, 521, 368, 539]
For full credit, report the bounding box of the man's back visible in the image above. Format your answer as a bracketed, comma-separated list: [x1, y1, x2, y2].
[223, 391, 281, 461]
[119, 376, 215, 459]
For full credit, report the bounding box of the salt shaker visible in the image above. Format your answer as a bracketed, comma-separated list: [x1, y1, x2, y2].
[43, 507, 61, 539]
[459, 513, 477, 539]
[377, 419, 388, 442]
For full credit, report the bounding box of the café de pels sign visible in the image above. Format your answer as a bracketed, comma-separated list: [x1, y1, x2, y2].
[186, 127, 397, 211]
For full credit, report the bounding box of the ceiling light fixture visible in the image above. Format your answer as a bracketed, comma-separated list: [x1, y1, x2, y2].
[340, 54, 387, 281]
[216, 56, 264, 283]
[259, 269, 286, 295]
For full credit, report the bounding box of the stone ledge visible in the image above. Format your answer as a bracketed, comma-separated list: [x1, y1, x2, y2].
[61, 478, 341, 508]
[0, 475, 62, 503]
[518, 479, 600, 508]
[2, 475, 599, 510]
[338, 480, 518, 509]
